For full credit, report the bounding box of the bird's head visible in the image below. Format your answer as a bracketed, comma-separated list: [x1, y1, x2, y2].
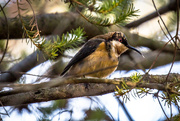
[108, 32, 143, 56]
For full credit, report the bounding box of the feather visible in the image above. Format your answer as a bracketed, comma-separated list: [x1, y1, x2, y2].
[60, 38, 105, 76]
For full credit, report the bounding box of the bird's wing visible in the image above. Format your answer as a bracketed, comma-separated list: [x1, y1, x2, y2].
[61, 38, 105, 76]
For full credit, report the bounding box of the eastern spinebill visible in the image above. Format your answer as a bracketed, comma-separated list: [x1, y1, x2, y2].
[61, 32, 143, 78]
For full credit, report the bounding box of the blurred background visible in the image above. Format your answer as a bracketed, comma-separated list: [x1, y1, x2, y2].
[0, 0, 180, 120]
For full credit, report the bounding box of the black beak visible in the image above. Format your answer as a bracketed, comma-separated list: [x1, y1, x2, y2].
[126, 44, 144, 57]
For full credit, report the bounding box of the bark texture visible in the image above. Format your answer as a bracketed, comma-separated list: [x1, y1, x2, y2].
[0, 73, 179, 106]
[0, 12, 103, 40]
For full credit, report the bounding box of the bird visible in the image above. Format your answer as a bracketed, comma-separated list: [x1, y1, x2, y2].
[60, 31, 143, 78]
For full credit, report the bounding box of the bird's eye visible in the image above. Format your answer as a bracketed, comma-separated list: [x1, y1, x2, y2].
[119, 38, 122, 42]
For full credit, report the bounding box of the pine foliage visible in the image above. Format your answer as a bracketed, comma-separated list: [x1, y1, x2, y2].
[41, 27, 85, 59]
[14, 0, 138, 58]
[70, 0, 139, 26]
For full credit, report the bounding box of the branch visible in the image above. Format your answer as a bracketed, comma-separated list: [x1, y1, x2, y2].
[0, 73, 180, 106]
[0, 51, 47, 82]
[125, 0, 178, 28]
[0, 4, 9, 64]
[0, 12, 179, 83]
[0, 0, 178, 39]
[119, 27, 177, 53]
[117, 50, 180, 70]
[0, 12, 104, 83]
[1, 38, 179, 83]
[0, 12, 103, 40]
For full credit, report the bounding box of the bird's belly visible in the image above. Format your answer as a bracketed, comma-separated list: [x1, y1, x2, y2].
[67, 50, 119, 78]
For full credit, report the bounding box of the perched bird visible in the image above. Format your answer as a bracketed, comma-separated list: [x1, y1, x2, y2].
[61, 32, 142, 78]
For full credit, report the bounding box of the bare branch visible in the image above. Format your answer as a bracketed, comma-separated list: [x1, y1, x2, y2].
[155, 92, 170, 121]
[0, 5, 9, 64]
[0, 12, 103, 40]
[117, 50, 180, 71]
[125, 0, 177, 28]
[0, 51, 47, 82]
[176, 0, 179, 38]
[0, 73, 180, 106]
[0, 12, 179, 83]
[0, 0, 11, 12]
[152, 0, 179, 49]
[145, 40, 171, 75]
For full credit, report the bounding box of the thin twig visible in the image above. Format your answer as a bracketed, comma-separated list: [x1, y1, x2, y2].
[0, 5, 9, 64]
[75, 5, 114, 26]
[116, 97, 133, 121]
[76, 8, 97, 25]
[93, 97, 115, 121]
[156, 92, 170, 121]
[139, 40, 171, 83]
[16, 0, 40, 48]
[168, 93, 173, 120]
[176, 0, 179, 39]
[72, 0, 87, 7]
[166, 0, 179, 81]
[166, 1, 180, 118]
[86, 96, 115, 120]
[174, 99, 180, 113]
[125, 0, 177, 28]
[165, 42, 177, 81]
[152, 0, 179, 49]
[0, 71, 56, 78]
[26, 0, 40, 39]
[164, 85, 173, 120]
[0, 0, 11, 11]
[50, 109, 72, 121]
[158, 20, 169, 40]
[0, 101, 9, 117]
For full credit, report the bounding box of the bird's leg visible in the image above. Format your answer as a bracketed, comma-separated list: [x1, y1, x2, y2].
[84, 83, 90, 90]
[82, 75, 90, 90]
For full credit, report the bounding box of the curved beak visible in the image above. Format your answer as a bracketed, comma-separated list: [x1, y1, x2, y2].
[126, 44, 144, 57]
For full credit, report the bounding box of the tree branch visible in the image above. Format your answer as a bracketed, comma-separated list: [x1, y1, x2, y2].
[125, 0, 178, 28]
[117, 50, 180, 70]
[0, 12, 103, 40]
[0, 39, 179, 83]
[0, 0, 178, 38]
[0, 73, 180, 106]
[0, 51, 47, 82]
[0, 11, 179, 83]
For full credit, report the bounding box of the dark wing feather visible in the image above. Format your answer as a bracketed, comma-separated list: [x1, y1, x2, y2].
[61, 38, 105, 76]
